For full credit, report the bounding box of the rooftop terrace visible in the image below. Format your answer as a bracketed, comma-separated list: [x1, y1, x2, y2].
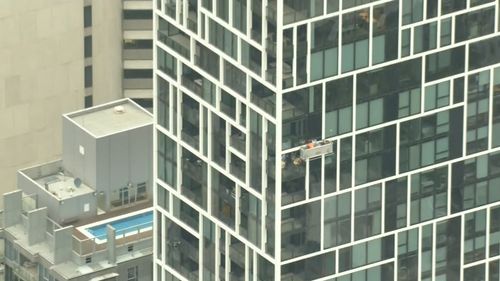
[20, 160, 94, 200]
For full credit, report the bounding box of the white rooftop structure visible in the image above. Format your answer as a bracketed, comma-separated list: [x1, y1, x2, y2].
[65, 99, 152, 138]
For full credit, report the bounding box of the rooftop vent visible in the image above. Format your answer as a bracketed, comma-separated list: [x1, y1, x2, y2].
[113, 105, 125, 114]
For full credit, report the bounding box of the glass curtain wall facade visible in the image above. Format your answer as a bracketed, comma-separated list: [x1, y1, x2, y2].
[154, 0, 500, 280]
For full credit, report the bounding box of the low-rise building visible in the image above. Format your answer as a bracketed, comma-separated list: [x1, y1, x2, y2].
[2, 99, 153, 281]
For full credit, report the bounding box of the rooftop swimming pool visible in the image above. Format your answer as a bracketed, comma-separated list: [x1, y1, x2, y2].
[79, 208, 153, 243]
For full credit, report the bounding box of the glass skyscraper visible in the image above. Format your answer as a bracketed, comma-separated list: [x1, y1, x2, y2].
[154, 0, 500, 280]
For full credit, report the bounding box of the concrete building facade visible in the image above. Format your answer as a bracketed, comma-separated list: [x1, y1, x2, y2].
[2, 99, 154, 281]
[154, 0, 500, 280]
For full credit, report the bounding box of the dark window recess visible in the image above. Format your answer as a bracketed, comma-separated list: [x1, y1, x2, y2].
[84, 95, 93, 108]
[84, 6, 92, 27]
[123, 10, 153, 20]
[84, 36, 92, 58]
[84, 66, 93, 88]
[124, 69, 153, 79]
[123, 39, 153, 49]
[132, 98, 153, 109]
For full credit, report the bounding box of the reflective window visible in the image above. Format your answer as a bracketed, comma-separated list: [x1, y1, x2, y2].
[181, 93, 199, 149]
[283, 0, 324, 24]
[400, 108, 463, 172]
[212, 169, 236, 229]
[181, 148, 207, 209]
[451, 152, 500, 212]
[410, 166, 447, 224]
[324, 192, 351, 248]
[493, 67, 500, 147]
[164, 218, 199, 279]
[282, 85, 322, 149]
[357, 58, 421, 129]
[467, 70, 490, 154]
[398, 228, 419, 281]
[310, 16, 338, 80]
[354, 184, 381, 240]
[339, 235, 394, 271]
[158, 131, 177, 188]
[372, 1, 399, 64]
[464, 210, 487, 264]
[455, 7, 495, 42]
[414, 22, 437, 54]
[342, 9, 369, 72]
[281, 201, 321, 260]
[469, 36, 500, 70]
[281, 251, 335, 280]
[240, 188, 262, 247]
[355, 126, 396, 184]
[402, 0, 422, 25]
[385, 177, 407, 232]
[325, 76, 353, 138]
[424, 80, 450, 111]
[490, 206, 500, 256]
[426, 46, 465, 82]
[441, 0, 466, 14]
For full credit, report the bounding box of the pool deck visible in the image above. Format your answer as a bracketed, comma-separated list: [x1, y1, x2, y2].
[71, 200, 153, 240]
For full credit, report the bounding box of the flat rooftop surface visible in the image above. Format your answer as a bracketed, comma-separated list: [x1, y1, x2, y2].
[20, 160, 94, 200]
[68, 100, 152, 137]
[36, 173, 94, 199]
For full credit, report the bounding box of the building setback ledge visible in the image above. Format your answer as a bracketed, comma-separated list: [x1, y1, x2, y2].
[89, 273, 119, 281]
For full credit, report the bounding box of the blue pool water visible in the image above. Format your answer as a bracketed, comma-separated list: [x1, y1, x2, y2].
[86, 211, 153, 239]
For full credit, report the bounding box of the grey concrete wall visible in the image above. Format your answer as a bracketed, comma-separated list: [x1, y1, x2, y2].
[58, 191, 97, 224]
[95, 124, 153, 210]
[27, 207, 47, 245]
[53, 226, 73, 264]
[0, 0, 86, 203]
[2, 190, 22, 227]
[92, 0, 123, 105]
[62, 117, 98, 188]
[116, 255, 153, 281]
[107, 225, 116, 264]
[17, 170, 97, 224]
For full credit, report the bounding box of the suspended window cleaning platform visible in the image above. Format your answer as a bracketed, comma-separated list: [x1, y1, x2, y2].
[300, 140, 335, 160]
